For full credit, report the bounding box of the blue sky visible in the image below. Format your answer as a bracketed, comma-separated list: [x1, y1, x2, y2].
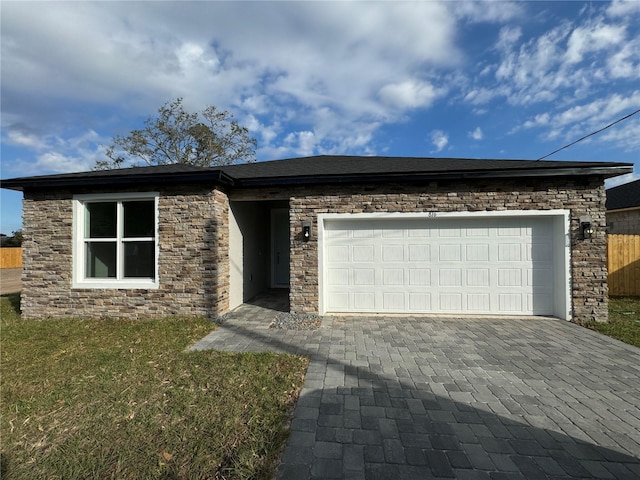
[1, 1, 639, 235]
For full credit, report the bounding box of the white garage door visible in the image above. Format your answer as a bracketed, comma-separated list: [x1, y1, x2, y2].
[323, 216, 556, 315]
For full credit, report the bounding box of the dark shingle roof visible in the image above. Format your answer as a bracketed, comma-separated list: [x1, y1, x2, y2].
[606, 179, 640, 210]
[220, 155, 631, 182]
[1, 155, 634, 191]
[1, 163, 234, 191]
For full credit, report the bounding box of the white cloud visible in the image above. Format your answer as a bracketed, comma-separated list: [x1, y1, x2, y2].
[379, 80, 441, 109]
[13, 147, 104, 176]
[565, 23, 626, 64]
[450, 1, 524, 23]
[516, 91, 640, 151]
[599, 119, 640, 152]
[479, 11, 638, 107]
[607, 38, 640, 79]
[283, 131, 317, 157]
[3, 128, 109, 175]
[430, 130, 449, 152]
[464, 87, 503, 105]
[496, 26, 522, 51]
[5, 130, 49, 150]
[1, 1, 466, 159]
[522, 113, 551, 129]
[607, 0, 640, 18]
[469, 127, 483, 140]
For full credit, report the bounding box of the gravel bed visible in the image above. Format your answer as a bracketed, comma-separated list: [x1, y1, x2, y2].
[270, 312, 322, 330]
[213, 312, 234, 324]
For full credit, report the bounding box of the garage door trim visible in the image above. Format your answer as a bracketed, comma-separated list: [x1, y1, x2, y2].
[318, 210, 571, 319]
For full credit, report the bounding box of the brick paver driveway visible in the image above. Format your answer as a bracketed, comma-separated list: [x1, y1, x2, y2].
[192, 294, 640, 479]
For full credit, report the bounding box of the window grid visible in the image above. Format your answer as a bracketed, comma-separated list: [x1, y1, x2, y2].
[74, 193, 159, 289]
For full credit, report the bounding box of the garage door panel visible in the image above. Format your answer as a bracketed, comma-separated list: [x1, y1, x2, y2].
[439, 244, 461, 261]
[383, 292, 405, 310]
[408, 228, 431, 237]
[409, 293, 431, 310]
[439, 269, 462, 286]
[382, 228, 404, 238]
[323, 216, 558, 316]
[328, 245, 349, 262]
[353, 292, 375, 310]
[467, 293, 490, 311]
[499, 293, 522, 312]
[382, 245, 404, 261]
[409, 244, 430, 261]
[327, 268, 349, 286]
[438, 227, 461, 237]
[353, 228, 374, 238]
[498, 244, 521, 261]
[467, 269, 489, 286]
[353, 245, 374, 262]
[440, 293, 462, 310]
[498, 269, 522, 287]
[353, 268, 375, 285]
[528, 268, 552, 287]
[409, 268, 430, 286]
[466, 227, 489, 237]
[466, 244, 489, 261]
[328, 292, 349, 310]
[498, 226, 522, 236]
[383, 269, 404, 285]
[528, 243, 552, 261]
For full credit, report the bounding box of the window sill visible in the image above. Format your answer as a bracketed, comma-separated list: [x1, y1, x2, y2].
[72, 279, 160, 290]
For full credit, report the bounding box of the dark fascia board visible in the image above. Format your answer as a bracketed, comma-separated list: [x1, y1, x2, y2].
[1, 162, 633, 191]
[233, 164, 634, 187]
[1, 169, 236, 192]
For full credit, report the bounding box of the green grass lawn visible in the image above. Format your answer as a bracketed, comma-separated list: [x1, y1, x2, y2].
[0, 294, 308, 480]
[2, 294, 638, 479]
[587, 296, 640, 348]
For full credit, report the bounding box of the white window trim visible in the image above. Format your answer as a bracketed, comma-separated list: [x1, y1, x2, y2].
[317, 210, 571, 320]
[73, 192, 160, 289]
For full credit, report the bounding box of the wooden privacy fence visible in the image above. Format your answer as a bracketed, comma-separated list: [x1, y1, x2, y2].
[608, 235, 640, 296]
[0, 247, 23, 269]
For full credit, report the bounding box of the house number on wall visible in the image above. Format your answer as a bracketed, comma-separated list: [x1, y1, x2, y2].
[427, 212, 437, 218]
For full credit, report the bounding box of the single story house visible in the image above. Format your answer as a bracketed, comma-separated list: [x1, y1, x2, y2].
[1, 155, 633, 323]
[606, 179, 640, 234]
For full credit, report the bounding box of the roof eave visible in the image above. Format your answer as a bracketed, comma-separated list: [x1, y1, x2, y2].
[234, 165, 634, 187]
[1, 170, 236, 192]
[2, 163, 632, 191]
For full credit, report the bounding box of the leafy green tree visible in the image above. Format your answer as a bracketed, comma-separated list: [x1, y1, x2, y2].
[1, 230, 22, 247]
[95, 98, 257, 169]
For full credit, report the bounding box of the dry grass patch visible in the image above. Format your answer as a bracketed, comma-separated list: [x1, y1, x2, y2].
[0, 294, 308, 479]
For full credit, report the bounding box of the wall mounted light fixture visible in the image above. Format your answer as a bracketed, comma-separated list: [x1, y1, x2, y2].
[302, 221, 311, 242]
[580, 216, 594, 239]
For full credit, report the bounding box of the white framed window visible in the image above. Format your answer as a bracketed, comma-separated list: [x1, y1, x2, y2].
[73, 192, 159, 289]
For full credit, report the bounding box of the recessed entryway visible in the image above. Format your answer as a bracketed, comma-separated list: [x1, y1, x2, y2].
[228, 200, 289, 310]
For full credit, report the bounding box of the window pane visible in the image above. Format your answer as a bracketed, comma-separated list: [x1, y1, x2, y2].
[86, 242, 116, 278]
[123, 201, 154, 238]
[86, 202, 116, 238]
[124, 241, 155, 278]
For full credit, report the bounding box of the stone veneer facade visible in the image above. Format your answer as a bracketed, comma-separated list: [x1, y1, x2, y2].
[22, 185, 229, 320]
[22, 176, 608, 323]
